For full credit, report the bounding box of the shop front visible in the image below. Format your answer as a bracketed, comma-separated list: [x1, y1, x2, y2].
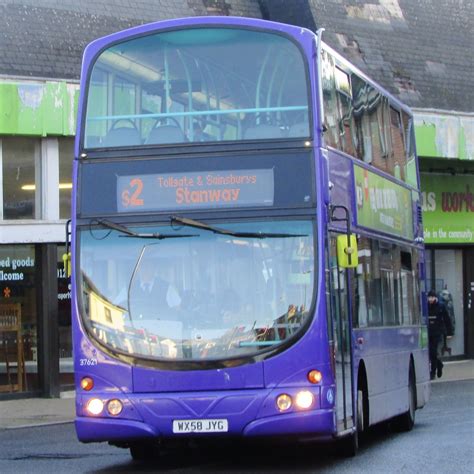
[0, 245, 38, 393]
[0, 244, 73, 395]
[0, 80, 77, 397]
[421, 172, 474, 358]
[416, 109, 474, 359]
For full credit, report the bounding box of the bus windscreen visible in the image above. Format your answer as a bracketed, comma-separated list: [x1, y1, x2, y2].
[78, 219, 315, 361]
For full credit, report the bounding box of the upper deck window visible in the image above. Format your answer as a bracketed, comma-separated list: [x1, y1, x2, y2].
[84, 27, 310, 149]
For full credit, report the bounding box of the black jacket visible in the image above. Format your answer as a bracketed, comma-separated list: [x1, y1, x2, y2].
[428, 298, 452, 338]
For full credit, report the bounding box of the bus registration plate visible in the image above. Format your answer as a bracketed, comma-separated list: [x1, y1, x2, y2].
[172, 419, 228, 433]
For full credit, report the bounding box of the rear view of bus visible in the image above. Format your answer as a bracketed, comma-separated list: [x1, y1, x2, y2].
[71, 16, 429, 460]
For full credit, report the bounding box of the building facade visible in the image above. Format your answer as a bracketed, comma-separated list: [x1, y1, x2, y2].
[0, 0, 472, 398]
[0, 82, 77, 396]
[415, 109, 474, 359]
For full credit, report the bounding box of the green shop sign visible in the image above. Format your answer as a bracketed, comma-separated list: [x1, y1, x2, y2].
[421, 174, 474, 244]
[354, 165, 413, 240]
[0, 81, 79, 136]
[414, 111, 473, 161]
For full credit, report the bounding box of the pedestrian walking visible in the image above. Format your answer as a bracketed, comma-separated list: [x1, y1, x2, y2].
[427, 289, 452, 380]
[439, 288, 455, 356]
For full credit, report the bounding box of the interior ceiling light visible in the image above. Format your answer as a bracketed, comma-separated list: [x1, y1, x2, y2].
[21, 183, 72, 191]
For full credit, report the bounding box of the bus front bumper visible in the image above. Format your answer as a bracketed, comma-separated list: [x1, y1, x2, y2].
[76, 417, 159, 443]
[75, 408, 335, 443]
[75, 386, 337, 443]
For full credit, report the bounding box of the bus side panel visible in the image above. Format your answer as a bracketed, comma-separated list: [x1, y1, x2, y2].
[354, 326, 429, 425]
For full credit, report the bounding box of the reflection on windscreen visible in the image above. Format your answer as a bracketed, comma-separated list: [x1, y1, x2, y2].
[80, 220, 315, 361]
[85, 27, 310, 148]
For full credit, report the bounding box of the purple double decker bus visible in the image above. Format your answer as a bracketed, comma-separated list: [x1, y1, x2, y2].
[70, 16, 430, 459]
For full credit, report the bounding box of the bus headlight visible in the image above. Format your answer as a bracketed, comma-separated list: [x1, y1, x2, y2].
[295, 390, 314, 409]
[86, 398, 104, 416]
[276, 394, 292, 412]
[107, 399, 123, 416]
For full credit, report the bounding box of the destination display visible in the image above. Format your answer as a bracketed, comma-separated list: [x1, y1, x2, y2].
[117, 169, 274, 212]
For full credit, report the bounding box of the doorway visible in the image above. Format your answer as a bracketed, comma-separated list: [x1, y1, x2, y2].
[426, 248, 465, 357]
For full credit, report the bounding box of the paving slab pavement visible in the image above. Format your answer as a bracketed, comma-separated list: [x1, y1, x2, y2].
[0, 390, 75, 430]
[0, 360, 472, 430]
[432, 359, 474, 383]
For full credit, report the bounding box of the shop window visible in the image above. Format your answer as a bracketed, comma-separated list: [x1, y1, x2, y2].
[59, 138, 74, 219]
[2, 138, 40, 220]
[0, 245, 38, 393]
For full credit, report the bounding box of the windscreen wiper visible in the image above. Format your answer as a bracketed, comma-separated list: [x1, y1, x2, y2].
[170, 216, 307, 239]
[95, 219, 197, 239]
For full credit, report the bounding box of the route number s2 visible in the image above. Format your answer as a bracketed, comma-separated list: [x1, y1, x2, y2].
[121, 178, 144, 208]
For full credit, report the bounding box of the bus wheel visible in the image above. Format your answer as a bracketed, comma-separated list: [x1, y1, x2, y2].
[393, 363, 416, 432]
[129, 442, 157, 462]
[356, 388, 366, 434]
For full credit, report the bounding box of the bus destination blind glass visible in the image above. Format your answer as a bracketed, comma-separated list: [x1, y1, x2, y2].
[117, 169, 274, 212]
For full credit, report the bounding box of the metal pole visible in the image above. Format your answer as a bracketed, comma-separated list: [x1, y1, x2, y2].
[37, 244, 60, 398]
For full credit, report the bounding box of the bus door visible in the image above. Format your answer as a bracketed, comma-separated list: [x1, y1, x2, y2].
[329, 235, 356, 432]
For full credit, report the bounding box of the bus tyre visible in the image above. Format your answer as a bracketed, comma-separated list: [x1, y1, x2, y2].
[356, 388, 367, 435]
[130, 443, 156, 462]
[393, 364, 416, 432]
